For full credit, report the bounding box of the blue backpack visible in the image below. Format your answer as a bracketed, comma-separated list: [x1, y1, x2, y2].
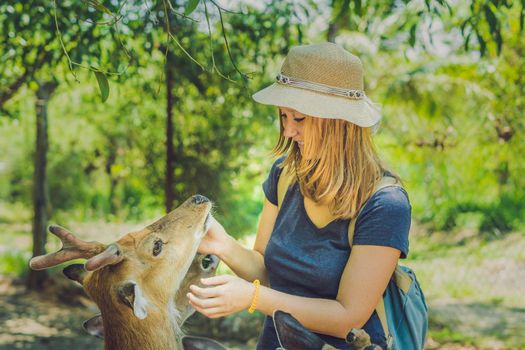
[277, 169, 428, 350]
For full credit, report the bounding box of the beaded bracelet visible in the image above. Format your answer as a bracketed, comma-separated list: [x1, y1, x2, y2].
[248, 279, 260, 314]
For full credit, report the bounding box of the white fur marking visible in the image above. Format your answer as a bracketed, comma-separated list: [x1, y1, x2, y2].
[131, 281, 148, 320]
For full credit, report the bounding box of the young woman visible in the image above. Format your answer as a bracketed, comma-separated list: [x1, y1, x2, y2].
[187, 42, 411, 350]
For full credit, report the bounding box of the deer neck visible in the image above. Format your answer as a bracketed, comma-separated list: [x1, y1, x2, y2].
[101, 301, 182, 350]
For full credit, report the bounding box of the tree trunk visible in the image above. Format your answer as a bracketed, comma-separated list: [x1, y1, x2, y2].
[27, 80, 57, 290]
[327, 22, 338, 42]
[165, 51, 175, 213]
[104, 143, 118, 215]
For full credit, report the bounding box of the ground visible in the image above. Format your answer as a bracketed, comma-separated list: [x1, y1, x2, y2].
[0, 275, 100, 350]
[0, 275, 258, 350]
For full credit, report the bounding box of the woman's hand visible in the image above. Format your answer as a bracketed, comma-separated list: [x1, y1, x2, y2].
[187, 275, 255, 318]
[199, 216, 233, 258]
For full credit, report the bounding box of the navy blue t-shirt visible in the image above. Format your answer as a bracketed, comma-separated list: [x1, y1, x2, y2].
[257, 157, 411, 350]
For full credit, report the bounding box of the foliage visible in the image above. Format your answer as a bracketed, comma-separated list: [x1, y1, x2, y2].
[329, 0, 524, 56]
[0, 0, 134, 107]
[0, 0, 524, 237]
[0, 1, 310, 237]
[0, 250, 31, 278]
[338, 1, 525, 233]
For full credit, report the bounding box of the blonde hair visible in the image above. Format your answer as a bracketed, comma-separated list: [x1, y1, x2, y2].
[273, 111, 398, 220]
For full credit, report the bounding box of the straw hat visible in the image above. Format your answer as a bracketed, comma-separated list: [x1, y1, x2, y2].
[252, 42, 381, 128]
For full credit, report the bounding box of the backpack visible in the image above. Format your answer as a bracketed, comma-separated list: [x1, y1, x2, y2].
[277, 166, 428, 350]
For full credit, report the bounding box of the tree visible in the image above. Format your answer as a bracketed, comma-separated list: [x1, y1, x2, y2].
[327, 0, 524, 55]
[2, 0, 312, 290]
[27, 80, 58, 289]
[1, 0, 133, 289]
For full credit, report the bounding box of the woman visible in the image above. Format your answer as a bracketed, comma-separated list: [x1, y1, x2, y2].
[187, 42, 411, 349]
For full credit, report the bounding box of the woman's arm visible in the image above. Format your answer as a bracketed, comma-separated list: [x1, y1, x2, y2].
[188, 244, 400, 339]
[257, 245, 399, 338]
[198, 197, 278, 285]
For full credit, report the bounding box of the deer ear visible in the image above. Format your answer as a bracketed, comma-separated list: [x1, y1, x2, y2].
[83, 314, 104, 339]
[117, 281, 148, 320]
[272, 310, 329, 350]
[181, 335, 227, 350]
[63, 264, 88, 285]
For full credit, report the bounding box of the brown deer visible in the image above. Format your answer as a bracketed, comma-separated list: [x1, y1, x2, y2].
[29, 194, 224, 350]
[82, 253, 220, 338]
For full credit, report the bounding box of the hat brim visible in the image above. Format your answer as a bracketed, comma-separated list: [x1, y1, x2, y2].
[252, 83, 381, 128]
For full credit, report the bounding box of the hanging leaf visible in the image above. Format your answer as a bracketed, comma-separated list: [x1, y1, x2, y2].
[86, 0, 114, 17]
[475, 30, 486, 56]
[495, 29, 503, 55]
[409, 23, 417, 47]
[464, 31, 472, 51]
[424, 0, 431, 12]
[94, 71, 109, 102]
[483, 5, 498, 36]
[185, 0, 200, 16]
[334, 0, 350, 23]
[354, 0, 362, 16]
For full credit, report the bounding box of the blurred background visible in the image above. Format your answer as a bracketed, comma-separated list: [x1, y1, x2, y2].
[0, 0, 524, 349]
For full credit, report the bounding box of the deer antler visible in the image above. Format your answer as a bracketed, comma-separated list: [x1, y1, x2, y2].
[29, 225, 107, 270]
[84, 243, 123, 271]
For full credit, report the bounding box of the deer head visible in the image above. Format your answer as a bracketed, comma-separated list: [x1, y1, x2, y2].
[29, 195, 215, 350]
[82, 253, 220, 339]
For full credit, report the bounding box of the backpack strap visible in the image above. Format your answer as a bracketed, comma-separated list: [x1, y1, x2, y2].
[348, 176, 401, 350]
[277, 165, 295, 209]
[347, 176, 399, 243]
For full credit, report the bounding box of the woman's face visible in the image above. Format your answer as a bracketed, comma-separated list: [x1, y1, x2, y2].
[279, 107, 307, 152]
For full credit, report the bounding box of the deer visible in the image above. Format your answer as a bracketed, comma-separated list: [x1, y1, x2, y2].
[29, 194, 226, 350]
[82, 252, 220, 338]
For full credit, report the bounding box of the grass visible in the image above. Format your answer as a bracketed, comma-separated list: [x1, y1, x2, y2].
[405, 225, 525, 349]
[407, 228, 525, 308]
[0, 250, 31, 278]
[0, 201, 31, 224]
[429, 326, 477, 345]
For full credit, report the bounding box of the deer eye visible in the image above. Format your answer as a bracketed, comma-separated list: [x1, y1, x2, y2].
[201, 255, 213, 270]
[152, 239, 163, 256]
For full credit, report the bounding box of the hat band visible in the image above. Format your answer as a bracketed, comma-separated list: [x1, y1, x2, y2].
[275, 73, 365, 100]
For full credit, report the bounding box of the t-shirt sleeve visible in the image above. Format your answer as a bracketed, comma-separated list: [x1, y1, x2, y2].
[262, 157, 286, 206]
[352, 186, 411, 259]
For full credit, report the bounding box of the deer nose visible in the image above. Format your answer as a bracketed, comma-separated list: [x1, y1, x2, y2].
[191, 194, 210, 205]
[209, 254, 219, 268]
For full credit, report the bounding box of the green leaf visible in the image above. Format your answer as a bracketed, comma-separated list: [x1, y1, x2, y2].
[87, 0, 114, 17]
[334, 0, 350, 23]
[94, 71, 109, 102]
[185, 0, 200, 16]
[464, 31, 472, 51]
[483, 5, 498, 35]
[296, 23, 303, 44]
[409, 23, 417, 47]
[475, 30, 486, 56]
[354, 0, 362, 16]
